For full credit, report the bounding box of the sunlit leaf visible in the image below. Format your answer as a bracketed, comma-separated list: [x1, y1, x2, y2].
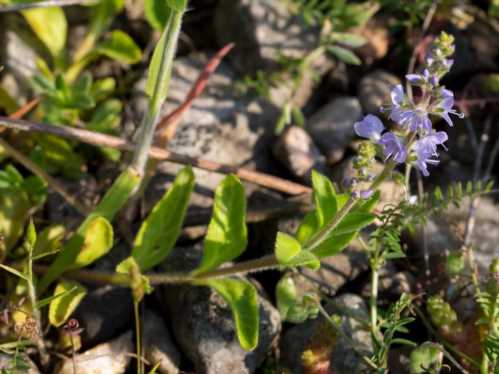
[195, 175, 247, 274]
[22, 6, 67, 59]
[48, 280, 86, 327]
[132, 166, 194, 271]
[145, 0, 171, 30]
[207, 278, 259, 351]
[96, 31, 142, 64]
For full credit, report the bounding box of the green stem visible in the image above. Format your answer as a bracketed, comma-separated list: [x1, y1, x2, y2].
[370, 259, 379, 333]
[132, 10, 184, 175]
[133, 301, 144, 374]
[26, 246, 49, 367]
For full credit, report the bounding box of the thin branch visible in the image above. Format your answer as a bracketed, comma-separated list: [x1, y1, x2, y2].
[154, 43, 234, 146]
[0, 116, 311, 195]
[0, 0, 95, 12]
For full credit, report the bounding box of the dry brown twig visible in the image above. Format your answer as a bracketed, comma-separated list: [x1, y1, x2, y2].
[0, 116, 311, 195]
[154, 43, 235, 147]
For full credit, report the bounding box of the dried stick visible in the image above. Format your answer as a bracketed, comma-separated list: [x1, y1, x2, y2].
[154, 43, 234, 146]
[0, 0, 95, 12]
[0, 117, 311, 195]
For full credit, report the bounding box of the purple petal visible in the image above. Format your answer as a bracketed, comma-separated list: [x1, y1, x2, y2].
[391, 84, 405, 106]
[379, 132, 407, 163]
[353, 114, 384, 140]
[406, 74, 422, 84]
[360, 189, 374, 199]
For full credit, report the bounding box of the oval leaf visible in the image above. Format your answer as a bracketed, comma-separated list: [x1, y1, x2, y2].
[145, 0, 171, 30]
[207, 279, 259, 351]
[70, 216, 113, 269]
[22, 7, 67, 59]
[275, 232, 301, 263]
[48, 280, 87, 327]
[195, 175, 247, 274]
[132, 166, 194, 271]
[327, 45, 362, 65]
[96, 30, 142, 64]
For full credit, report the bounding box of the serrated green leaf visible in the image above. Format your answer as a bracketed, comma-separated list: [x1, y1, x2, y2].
[207, 278, 259, 351]
[22, 6, 67, 59]
[48, 280, 86, 327]
[96, 31, 142, 64]
[327, 45, 362, 65]
[132, 166, 194, 271]
[145, 0, 172, 30]
[195, 175, 247, 274]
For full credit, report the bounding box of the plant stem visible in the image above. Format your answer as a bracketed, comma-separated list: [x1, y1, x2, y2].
[26, 245, 49, 367]
[370, 259, 379, 333]
[132, 9, 184, 175]
[133, 301, 144, 374]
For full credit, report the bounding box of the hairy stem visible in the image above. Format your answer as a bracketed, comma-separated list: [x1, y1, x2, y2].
[133, 301, 144, 374]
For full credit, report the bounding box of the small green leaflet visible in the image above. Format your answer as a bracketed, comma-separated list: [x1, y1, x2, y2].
[206, 278, 259, 351]
[274, 232, 319, 270]
[194, 175, 247, 274]
[132, 166, 194, 271]
[48, 280, 87, 327]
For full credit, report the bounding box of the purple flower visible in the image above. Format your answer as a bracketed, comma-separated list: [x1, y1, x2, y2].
[379, 132, 407, 163]
[433, 88, 464, 127]
[384, 85, 432, 132]
[398, 108, 432, 132]
[406, 69, 438, 87]
[360, 189, 374, 199]
[354, 114, 384, 141]
[413, 131, 448, 176]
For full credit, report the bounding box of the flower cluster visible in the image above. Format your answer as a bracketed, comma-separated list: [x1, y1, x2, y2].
[353, 32, 464, 177]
